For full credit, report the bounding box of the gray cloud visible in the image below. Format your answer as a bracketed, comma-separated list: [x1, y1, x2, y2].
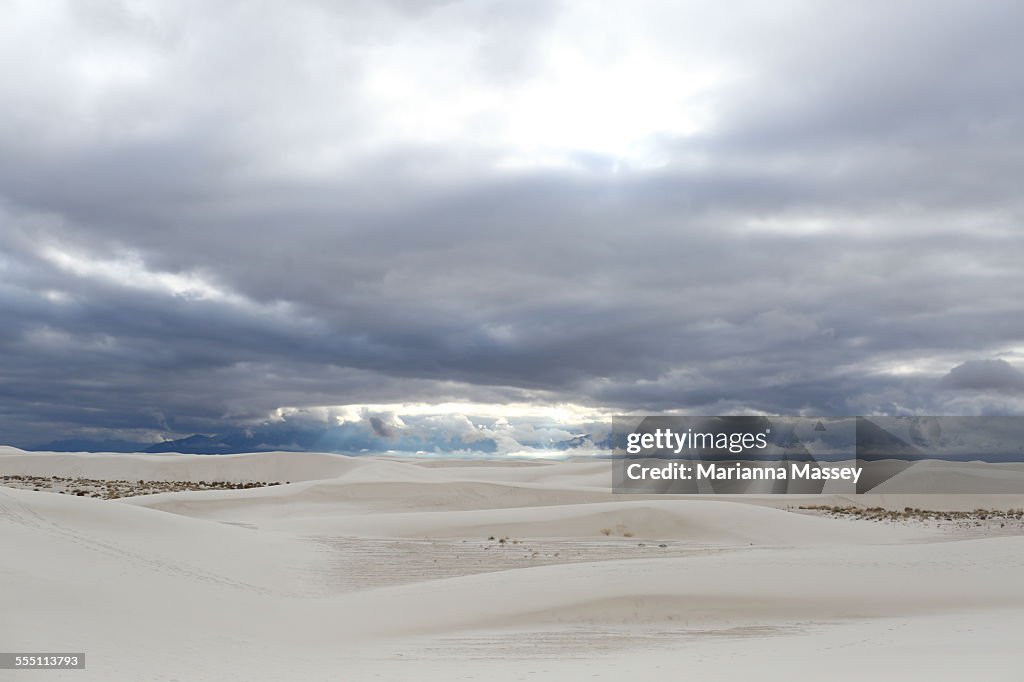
[368, 416, 394, 439]
[942, 359, 1024, 392]
[2, 0, 1024, 448]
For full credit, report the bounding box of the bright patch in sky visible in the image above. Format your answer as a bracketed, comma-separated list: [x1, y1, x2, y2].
[360, 16, 730, 170]
[42, 245, 238, 302]
[272, 402, 613, 425]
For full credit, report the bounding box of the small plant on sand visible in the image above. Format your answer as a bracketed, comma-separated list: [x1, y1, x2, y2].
[600, 528, 612, 536]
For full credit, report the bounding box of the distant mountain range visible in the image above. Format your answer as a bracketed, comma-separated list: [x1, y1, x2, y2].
[31, 424, 611, 455]
[34, 423, 325, 454]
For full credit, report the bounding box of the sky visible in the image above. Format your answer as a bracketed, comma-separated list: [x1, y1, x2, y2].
[2, 0, 1024, 453]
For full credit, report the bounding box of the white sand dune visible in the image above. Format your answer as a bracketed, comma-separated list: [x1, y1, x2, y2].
[128, 489, 931, 544]
[867, 459, 1024, 494]
[2, 450, 1024, 681]
[0, 446, 366, 482]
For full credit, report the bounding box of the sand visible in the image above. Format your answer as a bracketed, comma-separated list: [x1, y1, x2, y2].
[2, 447, 1023, 681]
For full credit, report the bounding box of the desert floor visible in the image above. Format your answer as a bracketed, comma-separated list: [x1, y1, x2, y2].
[2, 446, 1023, 681]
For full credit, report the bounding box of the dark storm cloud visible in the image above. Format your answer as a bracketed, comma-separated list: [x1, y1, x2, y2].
[2, 0, 1024, 448]
[368, 416, 394, 438]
